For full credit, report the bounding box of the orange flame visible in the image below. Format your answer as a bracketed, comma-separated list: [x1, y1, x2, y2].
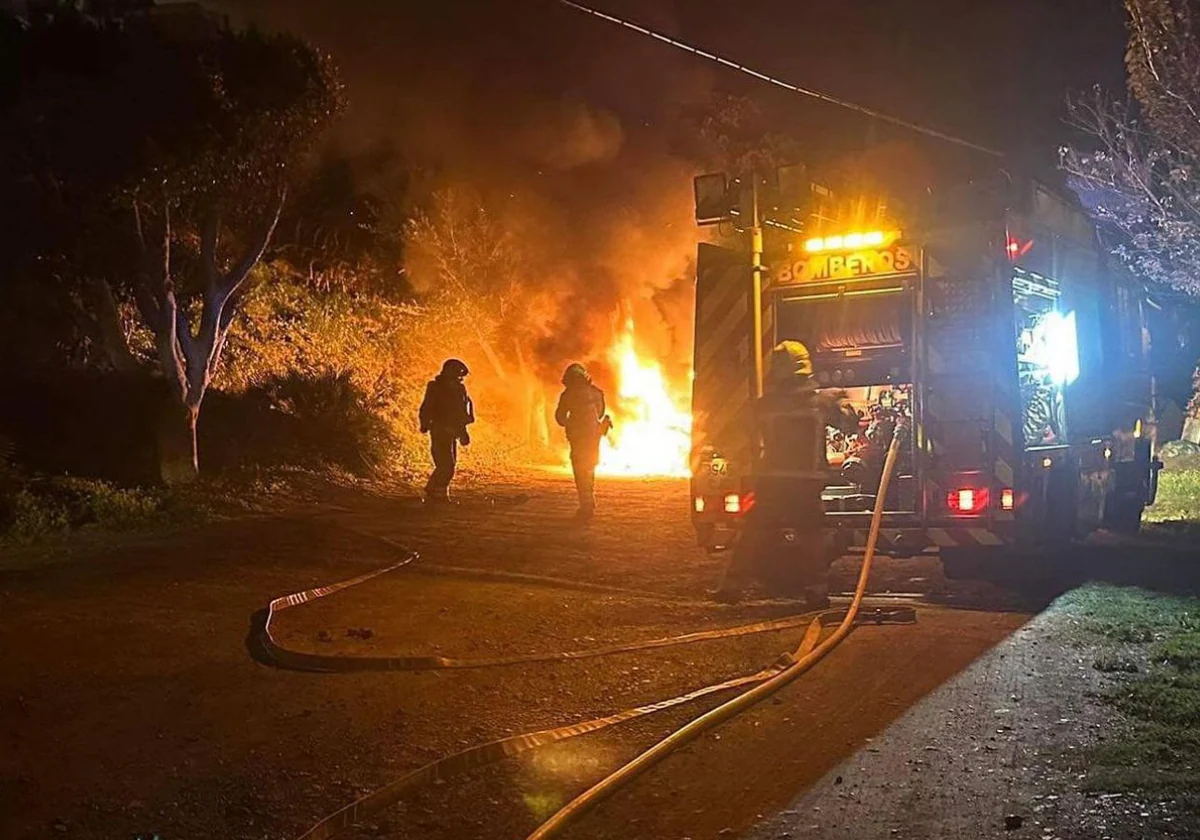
[596, 321, 692, 477]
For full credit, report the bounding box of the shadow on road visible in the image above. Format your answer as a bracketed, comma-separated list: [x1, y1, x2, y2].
[942, 537, 1200, 614]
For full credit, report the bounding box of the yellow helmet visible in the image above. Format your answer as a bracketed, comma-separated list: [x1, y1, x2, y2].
[767, 341, 814, 387]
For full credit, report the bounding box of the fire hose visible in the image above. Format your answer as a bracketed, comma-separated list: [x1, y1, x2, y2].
[525, 433, 903, 839]
[262, 434, 908, 840]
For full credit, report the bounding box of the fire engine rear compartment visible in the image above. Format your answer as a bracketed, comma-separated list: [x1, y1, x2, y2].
[774, 283, 918, 516]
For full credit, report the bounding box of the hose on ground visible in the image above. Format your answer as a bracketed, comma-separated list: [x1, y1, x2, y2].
[276, 434, 911, 839]
[524, 432, 904, 840]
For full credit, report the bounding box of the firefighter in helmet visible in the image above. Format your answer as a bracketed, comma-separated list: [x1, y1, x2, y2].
[713, 341, 859, 604]
[419, 358, 475, 504]
[555, 362, 610, 520]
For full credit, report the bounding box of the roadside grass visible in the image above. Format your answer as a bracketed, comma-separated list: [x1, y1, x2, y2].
[0, 476, 212, 545]
[1062, 584, 1200, 805]
[1145, 464, 1200, 524]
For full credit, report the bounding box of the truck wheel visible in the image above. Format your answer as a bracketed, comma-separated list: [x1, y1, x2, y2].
[940, 548, 993, 581]
[941, 547, 1042, 586]
[1105, 496, 1144, 534]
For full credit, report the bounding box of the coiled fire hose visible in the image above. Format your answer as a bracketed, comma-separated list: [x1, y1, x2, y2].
[524, 432, 904, 840]
[270, 434, 908, 840]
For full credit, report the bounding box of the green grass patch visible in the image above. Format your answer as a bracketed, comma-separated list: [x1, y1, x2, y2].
[1092, 651, 1140, 673]
[0, 476, 212, 545]
[1068, 584, 1200, 805]
[1060, 584, 1200, 642]
[1146, 467, 1200, 524]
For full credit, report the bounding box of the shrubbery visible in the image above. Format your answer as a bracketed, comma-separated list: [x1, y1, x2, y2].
[0, 476, 170, 543]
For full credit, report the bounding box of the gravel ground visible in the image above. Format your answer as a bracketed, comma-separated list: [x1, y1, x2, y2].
[745, 595, 1193, 840]
[1, 472, 1033, 840]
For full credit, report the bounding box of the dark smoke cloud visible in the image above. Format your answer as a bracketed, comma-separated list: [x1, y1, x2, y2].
[216, 0, 711, 384]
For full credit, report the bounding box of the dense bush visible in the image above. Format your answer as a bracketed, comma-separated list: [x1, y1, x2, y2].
[0, 363, 404, 485]
[201, 370, 396, 476]
[0, 476, 168, 543]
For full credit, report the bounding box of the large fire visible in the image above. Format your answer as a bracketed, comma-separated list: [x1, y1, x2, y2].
[595, 322, 692, 477]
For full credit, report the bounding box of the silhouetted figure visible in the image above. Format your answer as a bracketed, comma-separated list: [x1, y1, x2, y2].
[714, 341, 859, 604]
[419, 359, 474, 504]
[555, 363, 609, 520]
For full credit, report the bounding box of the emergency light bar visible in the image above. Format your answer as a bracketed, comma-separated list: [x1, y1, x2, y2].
[803, 230, 899, 253]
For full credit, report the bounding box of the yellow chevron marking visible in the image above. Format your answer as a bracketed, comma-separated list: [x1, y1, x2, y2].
[968, 529, 1003, 545]
[697, 295, 749, 374]
[699, 268, 746, 326]
[927, 528, 956, 547]
[996, 458, 1014, 487]
[995, 410, 1013, 448]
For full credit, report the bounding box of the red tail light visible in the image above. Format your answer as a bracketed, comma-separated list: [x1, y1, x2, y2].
[947, 487, 988, 515]
[1000, 488, 1015, 511]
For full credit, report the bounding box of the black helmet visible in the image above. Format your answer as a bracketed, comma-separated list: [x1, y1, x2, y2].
[441, 358, 469, 378]
[562, 362, 590, 385]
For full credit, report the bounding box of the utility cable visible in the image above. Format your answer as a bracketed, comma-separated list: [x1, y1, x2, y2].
[558, 0, 1004, 158]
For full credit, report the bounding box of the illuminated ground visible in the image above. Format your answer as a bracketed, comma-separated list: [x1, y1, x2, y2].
[1, 473, 1041, 840]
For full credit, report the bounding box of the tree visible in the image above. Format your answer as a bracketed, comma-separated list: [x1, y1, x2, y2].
[1060, 0, 1200, 293]
[404, 186, 530, 381]
[2, 4, 344, 482]
[1059, 0, 1200, 439]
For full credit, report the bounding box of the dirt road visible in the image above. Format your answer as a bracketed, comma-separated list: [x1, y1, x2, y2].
[0, 473, 1029, 840]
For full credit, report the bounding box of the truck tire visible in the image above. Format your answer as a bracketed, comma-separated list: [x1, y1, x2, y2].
[1104, 494, 1144, 534]
[940, 547, 1003, 581]
[940, 547, 1046, 588]
[1104, 442, 1153, 535]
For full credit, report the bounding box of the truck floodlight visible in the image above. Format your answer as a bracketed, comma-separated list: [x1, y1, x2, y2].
[694, 172, 731, 226]
[803, 230, 896, 253]
[1043, 311, 1079, 386]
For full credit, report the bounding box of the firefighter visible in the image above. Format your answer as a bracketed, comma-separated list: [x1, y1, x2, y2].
[713, 341, 859, 605]
[419, 358, 475, 504]
[554, 362, 610, 520]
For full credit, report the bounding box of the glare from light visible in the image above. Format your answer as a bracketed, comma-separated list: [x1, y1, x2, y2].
[957, 489, 975, 511]
[863, 231, 886, 246]
[844, 233, 865, 248]
[804, 238, 824, 252]
[1042, 310, 1080, 386]
[694, 496, 706, 513]
[1042, 456, 1053, 469]
[724, 493, 741, 513]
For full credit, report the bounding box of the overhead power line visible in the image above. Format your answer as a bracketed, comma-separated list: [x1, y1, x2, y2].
[557, 0, 1004, 158]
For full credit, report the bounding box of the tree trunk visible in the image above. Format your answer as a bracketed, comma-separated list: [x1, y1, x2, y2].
[156, 397, 200, 485]
[1183, 416, 1200, 445]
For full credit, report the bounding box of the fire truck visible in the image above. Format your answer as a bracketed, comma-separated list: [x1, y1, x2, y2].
[689, 173, 1162, 576]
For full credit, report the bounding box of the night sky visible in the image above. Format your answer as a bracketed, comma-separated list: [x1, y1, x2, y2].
[216, 0, 1129, 182]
